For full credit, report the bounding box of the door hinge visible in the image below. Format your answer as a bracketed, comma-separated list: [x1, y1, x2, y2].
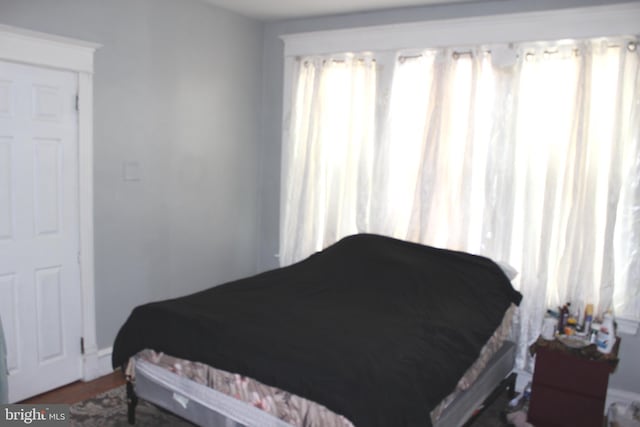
[75, 94, 79, 111]
[80, 337, 85, 355]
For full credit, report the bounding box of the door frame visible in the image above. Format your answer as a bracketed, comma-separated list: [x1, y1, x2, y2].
[0, 25, 102, 381]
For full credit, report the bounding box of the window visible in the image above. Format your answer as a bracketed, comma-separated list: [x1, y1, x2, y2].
[280, 6, 640, 370]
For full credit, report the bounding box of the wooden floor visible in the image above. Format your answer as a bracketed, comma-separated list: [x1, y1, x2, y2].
[19, 370, 126, 405]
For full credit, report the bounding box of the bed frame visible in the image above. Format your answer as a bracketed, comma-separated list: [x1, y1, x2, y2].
[437, 341, 516, 426]
[125, 341, 516, 427]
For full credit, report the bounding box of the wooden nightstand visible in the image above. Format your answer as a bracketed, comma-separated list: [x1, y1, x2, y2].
[528, 337, 619, 427]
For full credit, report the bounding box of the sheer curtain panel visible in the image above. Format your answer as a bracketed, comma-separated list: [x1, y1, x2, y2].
[281, 55, 377, 263]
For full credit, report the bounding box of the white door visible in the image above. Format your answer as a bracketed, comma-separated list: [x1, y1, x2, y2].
[0, 60, 82, 402]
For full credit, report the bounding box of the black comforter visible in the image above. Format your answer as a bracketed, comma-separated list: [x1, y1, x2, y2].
[112, 234, 522, 427]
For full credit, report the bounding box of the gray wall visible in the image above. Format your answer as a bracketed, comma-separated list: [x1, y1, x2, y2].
[612, 329, 640, 392]
[259, 0, 640, 394]
[0, 0, 263, 349]
[1, 0, 637, 397]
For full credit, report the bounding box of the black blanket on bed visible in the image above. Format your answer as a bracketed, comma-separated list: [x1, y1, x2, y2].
[112, 234, 522, 427]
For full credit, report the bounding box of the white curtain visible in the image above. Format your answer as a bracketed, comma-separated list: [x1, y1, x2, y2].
[281, 54, 377, 259]
[281, 39, 640, 371]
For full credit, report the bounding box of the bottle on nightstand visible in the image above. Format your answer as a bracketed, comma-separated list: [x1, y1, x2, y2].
[583, 304, 593, 334]
[558, 303, 570, 334]
[597, 312, 615, 354]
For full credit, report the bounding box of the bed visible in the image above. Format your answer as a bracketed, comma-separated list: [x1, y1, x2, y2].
[112, 233, 522, 427]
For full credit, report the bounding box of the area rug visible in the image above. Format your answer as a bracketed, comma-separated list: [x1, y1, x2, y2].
[69, 385, 194, 426]
[70, 385, 510, 426]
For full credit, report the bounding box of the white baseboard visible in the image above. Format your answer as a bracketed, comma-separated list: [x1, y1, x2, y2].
[97, 347, 114, 377]
[512, 369, 640, 412]
[82, 347, 114, 381]
[606, 388, 640, 410]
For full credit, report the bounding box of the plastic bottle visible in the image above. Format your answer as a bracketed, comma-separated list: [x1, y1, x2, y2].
[558, 303, 570, 335]
[596, 312, 615, 354]
[583, 304, 593, 333]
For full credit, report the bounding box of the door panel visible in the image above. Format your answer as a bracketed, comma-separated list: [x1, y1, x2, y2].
[0, 60, 82, 402]
[0, 137, 12, 240]
[34, 138, 62, 235]
[35, 266, 64, 362]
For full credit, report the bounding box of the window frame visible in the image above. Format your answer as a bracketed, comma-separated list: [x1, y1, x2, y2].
[280, 3, 640, 334]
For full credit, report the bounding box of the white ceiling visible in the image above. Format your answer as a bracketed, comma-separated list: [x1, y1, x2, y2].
[200, 0, 485, 20]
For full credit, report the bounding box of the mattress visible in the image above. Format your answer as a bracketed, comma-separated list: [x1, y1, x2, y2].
[131, 340, 516, 427]
[127, 304, 516, 427]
